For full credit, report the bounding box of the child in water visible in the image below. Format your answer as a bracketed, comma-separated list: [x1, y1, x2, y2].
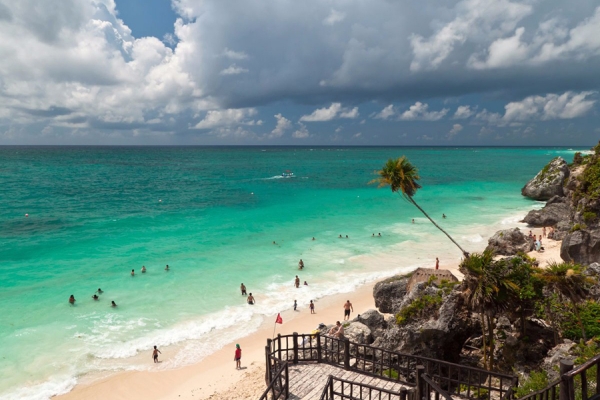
[152, 346, 161, 363]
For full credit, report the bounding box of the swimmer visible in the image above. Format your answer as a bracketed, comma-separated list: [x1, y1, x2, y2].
[298, 259, 304, 270]
[304, 281, 308, 286]
[111, 301, 117, 307]
[339, 234, 342, 238]
[412, 219, 415, 224]
[312, 237, 315, 240]
[443, 214, 446, 219]
[273, 241, 277, 245]
[247, 293, 255, 305]
[345, 235, 348, 239]
[152, 345, 161, 363]
[241, 283, 247, 296]
[372, 233, 375, 237]
[69, 295, 76, 305]
[378, 233, 381, 237]
[295, 275, 300, 288]
[141, 266, 146, 273]
[97, 288, 103, 294]
[165, 265, 169, 271]
[131, 269, 135, 277]
[92, 294, 99, 300]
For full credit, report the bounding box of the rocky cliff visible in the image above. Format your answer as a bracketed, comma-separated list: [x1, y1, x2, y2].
[521, 157, 570, 201]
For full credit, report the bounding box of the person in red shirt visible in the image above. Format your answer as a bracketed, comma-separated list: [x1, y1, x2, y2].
[234, 344, 242, 369]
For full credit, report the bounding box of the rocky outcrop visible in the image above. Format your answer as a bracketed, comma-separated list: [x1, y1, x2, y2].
[540, 340, 576, 381]
[522, 196, 572, 227]
[373, 276, 408, 314]
[344, 322, 373, 344]
[371, 285, 477, 363]
[560, 229, 600, 265]
[522, 157, 570, 201]
[486, 228, 533, 255]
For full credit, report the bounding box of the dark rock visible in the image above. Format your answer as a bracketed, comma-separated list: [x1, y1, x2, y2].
[522, 201, 572, 227]
[560, 229, 600, 265]
[355, 309, 387, 331]
[522, 157, 570, 201]
[497, 316, 512, 330]
[486, 228, 532, 256]
[373, 276, 408, 314]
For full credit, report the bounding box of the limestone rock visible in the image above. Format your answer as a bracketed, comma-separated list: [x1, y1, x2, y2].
[485, 228, 532, 256]
[541, 341, 576, 381]
[522, 157, 570, 201]
[355, 309, 387, 331]
[522, 198, 572, 227]
[560, 229, 600, 265]
[373, 276, 408, 314]
[344, 322, 372, 344]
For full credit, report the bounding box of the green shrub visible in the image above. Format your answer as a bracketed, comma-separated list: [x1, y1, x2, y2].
[571, 224, 587, 232]
[515, 371, 549, 398]
[561, 301, 600, 341]
[383, 368, 399, 379]
[396, 292, 442, 325]
[574, 152, 584, 165]
[459, 384, 489, 400]
[583, 211, 597, 223]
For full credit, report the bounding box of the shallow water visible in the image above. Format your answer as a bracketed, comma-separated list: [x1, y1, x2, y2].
[0, 146, 582, 399]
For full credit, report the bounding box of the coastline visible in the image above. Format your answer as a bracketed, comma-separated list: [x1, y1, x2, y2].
[55, 225, 561, 400]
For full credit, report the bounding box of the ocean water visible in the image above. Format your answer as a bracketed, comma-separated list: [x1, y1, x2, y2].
[0, 146, 583, 399]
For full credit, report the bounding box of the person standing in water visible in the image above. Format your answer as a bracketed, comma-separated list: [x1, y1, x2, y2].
[165, 265, 170, 271]
[111, 301, 117, 307]
[69, 295, 76, 305]
[240, 283, 247, 296]
[141, 266, 146, 273]
[298, 259, 304, 270]
[152, 346, 161, 363]
[234, 344, 242, 370]
[295, 275, 300, 288]
[247, 293, 255, 304]
[131, 269, 135, 277]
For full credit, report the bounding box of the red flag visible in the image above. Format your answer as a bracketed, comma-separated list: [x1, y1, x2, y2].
[275, 313, 283, 324]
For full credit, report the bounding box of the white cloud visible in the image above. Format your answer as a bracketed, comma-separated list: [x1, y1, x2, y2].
[448, 123, 463, 138]
[399, 102, 449, 121]
[502, 91, 596, 122]
[373, 105, 395, 120]
[270, 113, 291, 137]
[410, 0, 533, 71]
[193, 108, 257, 129]
[292, 123, 309, 138]
[222, 48, 248, 60]
[299, 103, 358, 122]
[453, 105, 475, 119]
[340, 107, 359, 119]
[220, 64, 249, 75]
[335, 126, 342, 133]
[353, 132, 362, 138]
[323, 9, 346, 26]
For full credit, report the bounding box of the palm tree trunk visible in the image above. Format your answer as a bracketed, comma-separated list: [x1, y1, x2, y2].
[409, 197, 470, 258]
[487, 314, 495, 371]
[480, 312, 487, 367]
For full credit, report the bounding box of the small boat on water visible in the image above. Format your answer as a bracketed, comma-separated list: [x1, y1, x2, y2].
[281, 170, 294, 178]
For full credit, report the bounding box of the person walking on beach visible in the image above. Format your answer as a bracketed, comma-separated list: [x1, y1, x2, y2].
[343, 300, 353, 320]
[69, 295, 76, 305]
[294, 300, 297, 311]
[240, 283, 247, 296]
[310, 300, 315, 314]
[298, 259, 304, 270]
[234, 344, 242, 370]
[295, 275, 300, 288]
[543, 227, 547, 238]
[152, 346, 161, 363]
[435, 257, 439, 270]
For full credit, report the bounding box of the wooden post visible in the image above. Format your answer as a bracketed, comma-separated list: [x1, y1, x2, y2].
[292, 332, 299, 364]
[277, 334, 282, 361]
[400, 387, 408, 400]
[416, 365, 425, 400]
[344, 338, 351, 370]
[316, 332, 322, 363]
[284, 362, 289, 399]
[559, 359, 574, 400]
[265, 345, 271, 387]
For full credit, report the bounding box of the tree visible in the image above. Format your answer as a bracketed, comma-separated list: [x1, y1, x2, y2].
[459, 250, 519, 370]
[535, 262, 595, 341]
[372, 156, 469, 258]
[505, 254, 544, 337]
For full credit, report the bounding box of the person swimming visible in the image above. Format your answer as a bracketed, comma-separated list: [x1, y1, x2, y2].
[165, 265, 169, 271]
[141, 266, 146, 273]
[92, 294, 99, 300]
[97, 288, 103, 294]
[312, 237, 315, 240]
[378, 233, 381, 237]
[131, 269, 135, 276]
[304, 281, 308, 286]
[69, 295, 76, 305]
[443, 214, 446, 219]
[111, 301, 117, 307]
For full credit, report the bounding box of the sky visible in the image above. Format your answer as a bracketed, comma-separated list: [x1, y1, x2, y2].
[0, 0, 599, 145]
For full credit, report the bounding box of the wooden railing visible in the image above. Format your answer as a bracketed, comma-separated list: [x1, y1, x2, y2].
[265, 332, 518, 400]
[258, 358, 289, 400]
[318, 375, 414, 400]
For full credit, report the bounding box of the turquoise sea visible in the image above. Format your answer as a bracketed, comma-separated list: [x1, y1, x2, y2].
[0, 146, 585, 399]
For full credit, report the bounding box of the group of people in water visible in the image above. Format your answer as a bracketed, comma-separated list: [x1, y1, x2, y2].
[68, 265, 171, 306]
[68, 289, 117, 307]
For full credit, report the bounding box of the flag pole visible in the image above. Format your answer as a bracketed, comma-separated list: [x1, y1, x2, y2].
[272, 320, 277, 339]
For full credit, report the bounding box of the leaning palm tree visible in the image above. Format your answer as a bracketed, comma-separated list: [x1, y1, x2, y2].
[372, 156, 469, 258]
[459, 250, 518, 370]
[535, 262, 595, 341]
